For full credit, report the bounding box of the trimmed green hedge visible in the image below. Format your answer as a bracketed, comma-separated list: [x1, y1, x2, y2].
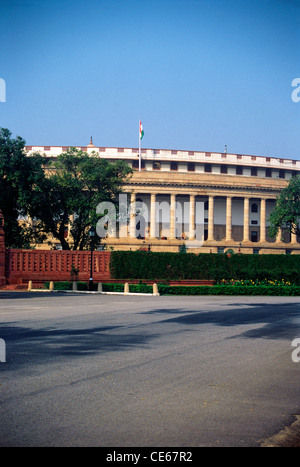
[44, 281, 87, 290]
[43, 281, 153, 294]
[44, 281, 300, 295]
[110, 251, 300, 284]
[157, 285, 300, 296]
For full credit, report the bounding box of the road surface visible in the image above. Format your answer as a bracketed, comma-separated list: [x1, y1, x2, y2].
[0, 291, 300, 447]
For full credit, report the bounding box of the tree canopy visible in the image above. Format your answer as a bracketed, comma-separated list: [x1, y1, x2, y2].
[268, 174, 300, 238]
[0, 128, 132, 249]
[0, 128, 46, 247]
[28, 147, 132, 250]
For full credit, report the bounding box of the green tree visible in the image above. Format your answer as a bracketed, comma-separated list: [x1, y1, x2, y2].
[0, 128, 46, 247]
[30, 147, 132, 250]
[268, 174, 300, 238]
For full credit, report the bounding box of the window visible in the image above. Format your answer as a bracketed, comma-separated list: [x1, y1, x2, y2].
[279, 169, 285, 179]
[188, 162, 195, 172]
[221, 165, 227, 174]
[251, 203, 258, 213]
[170, 162, 178, 171]
[286, 249, 292, 255]
[266, 168, 271, 177]
[153, 161, 161, 170]
[204, 163, 211, 173]
[251, 167, 257, 176]
[253, 248, 260, 254]
[251, 220, 258, 225]
[236, 166, 243, 175]
[217, 247, 224, 254]
[204, 200, 209, 210]
[251, 231, 258, 242]
[132, 160, 145, 169]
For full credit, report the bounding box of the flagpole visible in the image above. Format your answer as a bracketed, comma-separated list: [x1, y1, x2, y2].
[139, 120, 141, 172]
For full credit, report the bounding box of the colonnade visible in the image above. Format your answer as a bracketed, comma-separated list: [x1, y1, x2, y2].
[126, 192, 298, 244]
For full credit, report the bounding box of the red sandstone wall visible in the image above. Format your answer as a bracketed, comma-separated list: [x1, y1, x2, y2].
[4, 249, 111, 284]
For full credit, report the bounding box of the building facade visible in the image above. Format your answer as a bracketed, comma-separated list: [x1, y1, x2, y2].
[26, 142, 300, 254]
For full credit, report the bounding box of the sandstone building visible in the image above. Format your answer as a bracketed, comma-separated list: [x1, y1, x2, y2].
[25, 141, 300, 254]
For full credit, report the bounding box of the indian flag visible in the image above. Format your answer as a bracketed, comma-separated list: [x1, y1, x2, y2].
[139, 121, 144, 140]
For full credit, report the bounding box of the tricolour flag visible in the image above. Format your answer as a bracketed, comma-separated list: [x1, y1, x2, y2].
[139, 121, 144, 140]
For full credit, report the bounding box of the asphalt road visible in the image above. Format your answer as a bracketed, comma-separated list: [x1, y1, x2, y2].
[0, 291, 300, 447]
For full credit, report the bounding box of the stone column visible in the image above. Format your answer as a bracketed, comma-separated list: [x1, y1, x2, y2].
[170, 193, 176, 240]
[291, 224, 298, 244]
[225, 196, 232, 241]
[189, 194, 195, 240]
[260, 198, 266, 242]
[150, 193, 156, 238]
[129, 193, 136, 238]
[276, 228, 282, 243]
[207, 195, 214, 241]
[243, 197, 250, 242]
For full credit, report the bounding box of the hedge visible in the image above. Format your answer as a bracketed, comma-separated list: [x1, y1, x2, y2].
[157, 285, 300, 296]
[109, 251, 300, 284]
[43, 281, 300, 295]
[43, 281, 153, 294]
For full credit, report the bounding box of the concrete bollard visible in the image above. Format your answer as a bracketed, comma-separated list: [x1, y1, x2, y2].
[72, 281, 77, 291]
[97, 282, 103, 292]
[49, 281, 54, 291]
[28, 280, 32, 291]
[124, 282, 129, 295]
[153, 283, 159, 296]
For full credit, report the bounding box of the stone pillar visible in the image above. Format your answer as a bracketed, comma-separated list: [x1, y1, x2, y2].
[243, 197, 250, 242]
[291, 224, 298, 244]
[225, 196, 232, 241]
[276, 228, 282, 243]
[129, 193, 136, 238]
[260, 198, 266, 243]
[170, 193, 176, 240]
[207, 196, 214, 241]
[0, 210, 6, 286]
[150, 193, 156, 238]
[189, 194, 195, 240]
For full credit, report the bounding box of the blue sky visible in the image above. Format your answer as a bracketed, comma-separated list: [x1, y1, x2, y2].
[0, 0, 299, 159]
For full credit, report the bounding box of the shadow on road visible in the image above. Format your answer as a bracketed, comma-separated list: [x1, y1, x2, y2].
[0, 323, 159, 370]
[0, 301, 299, 370]
[143, 302, 300, 341]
